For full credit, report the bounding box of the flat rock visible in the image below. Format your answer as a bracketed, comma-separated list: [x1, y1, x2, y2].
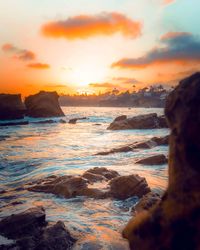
[0, 121, 29, 127]
[107, 113, 168, 130]
[109, 175, 151, 200]
[136, 154, 168, 165]
[69, 117, 87, 124]
[0, 94, 26, 120]
[123, 72, 200, 250]
[25, 91, 64, 118]
[84, 167, 120, 180]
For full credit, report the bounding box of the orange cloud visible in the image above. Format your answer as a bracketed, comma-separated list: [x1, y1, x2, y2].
[27, 63, 50, 69]
[89, 82, 116, 88]
[2, 43, 35, 61]
[163, 0, 175, 5]
[160, 31, 191, 41]
[41, 12, 142, 39]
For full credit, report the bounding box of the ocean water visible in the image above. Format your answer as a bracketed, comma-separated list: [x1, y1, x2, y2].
[0, 107, 169, 249]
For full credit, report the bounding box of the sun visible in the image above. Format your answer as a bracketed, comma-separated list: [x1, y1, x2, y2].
[66, 63, 107, 87]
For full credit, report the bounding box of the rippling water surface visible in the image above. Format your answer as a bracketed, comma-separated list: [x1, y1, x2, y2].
[0, 107, 169, 249]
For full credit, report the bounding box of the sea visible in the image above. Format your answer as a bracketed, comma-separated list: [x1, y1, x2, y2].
[0, 107, 169, 249]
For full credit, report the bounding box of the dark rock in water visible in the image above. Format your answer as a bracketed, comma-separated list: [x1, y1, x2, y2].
[0, 94, 26, 120]
[132, 192, 161, 214]
[109, 175, 151, 200]
[136, 154, 168, 165]
[0, 121, 29, 127]
[82, 172, 106, 183]
[0, 206, 76, 250]
[114, 115, 127, 122]
[107, 113, 168, 130]
[96, 135, 169, 155]
[84, 167, 120, 180]
[25, 91, 64, 118]
[33, 119, 56, 124]
[123, 72, 200, 250]
[68, 117, 87, 124]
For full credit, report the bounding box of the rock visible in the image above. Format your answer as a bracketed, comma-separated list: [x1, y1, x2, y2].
[85, 167, 120, 180]
[107, 113, 168, 130]
[132, 192, 161, 214]
[32, 119, 56, 124]
[68, 117, 87, 124]
[82, 172, 106, 183]
[25, 91, 64, 118]
[109, 175, 151, 200]
[96, 136, 169, 155]
[0, 207, 76, 250]
[135, 154, 168, 165]
[0, 94, 26, 120]
[114, 115, 127, 122]
[123, 72, 200, 250]
[0, 121, 29, 127]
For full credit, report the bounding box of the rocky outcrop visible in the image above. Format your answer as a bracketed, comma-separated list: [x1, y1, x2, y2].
[0, 206, 76, 249]
[107, 113, 168, 130]
[27, 168, 150, 200]
[0, 94, 26, 120]
[135, 154, 168, 165]
[123, 72, 200, 249]
[68, 117, 87, 124]
[96, 135, 169, 155]
[109, 175, 151, 200]
[25, 91, 64, 118]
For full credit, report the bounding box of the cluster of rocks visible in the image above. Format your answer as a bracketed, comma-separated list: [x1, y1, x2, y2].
[123, 72, 200, 249]
[107, 113, 168, 130]
[0, 91, 64, 120]
[0, 206, 76, 250]
[26, 167, 151, 200]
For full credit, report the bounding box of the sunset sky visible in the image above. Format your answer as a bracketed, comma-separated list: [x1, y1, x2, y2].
[0, 0, 200, 96]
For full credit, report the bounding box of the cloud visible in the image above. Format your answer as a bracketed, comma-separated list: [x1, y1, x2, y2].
[112, 77, 141, 85]
[41, 12, 142, 40]
[45, 84, 68, 88]
[112, 32, 200, 69]
[27, 63, 50, 69]
[163, 0, 175, 5]
[2, 43, 35, 61]
[89, 82, 117, 88]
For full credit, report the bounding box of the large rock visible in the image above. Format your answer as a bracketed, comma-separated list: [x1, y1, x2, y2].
[107, 113, 168, 130]
[25, 91, 64, 118]
[135, 154, 168, 165]
[0, 94, 26, 120]
[109, 175, 151, 200]
[123, 72, 200, 249]
[96, 135, 169, 155]
[0, 206, 76, 249]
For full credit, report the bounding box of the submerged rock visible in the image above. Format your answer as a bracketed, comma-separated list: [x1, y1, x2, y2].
[109, 175, 151, 200]
[107, 113, 168, 130]
[68, 117, 87, 124]
[0, 94, 26, 120]
[0, 206, 76, 249]
[25, 91, 64, 118]
[123, 72, 200, 250]
[0, 121, 29, 127]
[96, 135, 169, 155]
[135, 154, 168, 165]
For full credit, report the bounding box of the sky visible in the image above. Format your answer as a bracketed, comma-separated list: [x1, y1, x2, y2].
[0, 0, 200, 96]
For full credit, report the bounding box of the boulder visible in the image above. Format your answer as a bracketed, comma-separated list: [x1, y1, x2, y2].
[109, 175, 151, 200]
[113, 115, 127, 122]
[0, 94, 26, 120]
[123, 72, 200, 250]
[132, 192, 161, 214]
[135, 154, 168, 165]
[107, 113, 168, 130]
[0, 206, 76, 250]
[68, 117, 87, 124]
[84, 167, 120, 180]
[25, 91, 64, 118]
[96, 136, 169, 155]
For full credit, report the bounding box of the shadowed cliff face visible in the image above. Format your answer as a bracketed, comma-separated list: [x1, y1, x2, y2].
[123, 72, 200, 250]
[25, 91, 64, 118]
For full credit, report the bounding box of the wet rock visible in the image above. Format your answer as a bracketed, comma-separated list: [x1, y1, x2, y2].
[107, 113, 168, 130]
[69, 117, 87, 124]
[123, 73, 200, 250]
[96, 136, 169, 155]
[136, 154, 168, 165]
[25, 91, 64, 118]
[82, 172, 106, 183]
[0, 207, 76, 250]
[85, 167, 120, 180]
[114, 115, 127, 122]
[0, 94, 26, 120]
[109, 175, 151, 200]
[132, 192, 161, 214]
